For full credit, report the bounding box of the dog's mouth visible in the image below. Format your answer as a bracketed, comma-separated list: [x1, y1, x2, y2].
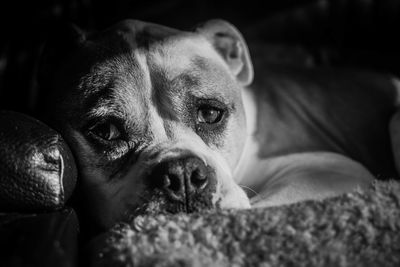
[124, 188, 218, 220]
[122, 156, 219, 222]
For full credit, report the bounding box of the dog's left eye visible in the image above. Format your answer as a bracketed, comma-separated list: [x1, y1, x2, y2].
[197, 106, 223, 124]
[90, 122, 121, 141]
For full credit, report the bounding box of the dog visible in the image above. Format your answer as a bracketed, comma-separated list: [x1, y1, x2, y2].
[37, 19, 400, 229]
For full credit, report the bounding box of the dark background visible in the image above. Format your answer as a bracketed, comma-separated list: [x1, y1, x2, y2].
[1, 0, 400, 115]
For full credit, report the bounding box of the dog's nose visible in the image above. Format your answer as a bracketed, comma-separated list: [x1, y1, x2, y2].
[150, 157, 212, 201]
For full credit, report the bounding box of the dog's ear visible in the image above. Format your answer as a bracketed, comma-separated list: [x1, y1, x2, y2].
[196, 19, 253, 86]
[38, 23, 86, 86]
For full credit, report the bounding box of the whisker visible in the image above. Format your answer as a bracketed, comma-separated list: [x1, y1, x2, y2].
[239, 184, 258, 197]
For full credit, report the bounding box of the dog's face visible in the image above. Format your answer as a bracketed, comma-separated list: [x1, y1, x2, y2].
[39, 20, 253, 228]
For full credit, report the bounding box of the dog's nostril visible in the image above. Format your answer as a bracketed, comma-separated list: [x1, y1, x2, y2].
[164, 174, 181, 193]
[191, 169, 208, 190]
[149, 156, 214, 203]
[162, 174, 171, 188]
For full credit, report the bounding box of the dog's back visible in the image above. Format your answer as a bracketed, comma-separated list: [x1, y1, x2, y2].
[249, 51, 398, 179]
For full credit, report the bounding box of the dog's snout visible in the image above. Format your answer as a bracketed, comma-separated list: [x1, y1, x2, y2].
[150, 157, 213, 201]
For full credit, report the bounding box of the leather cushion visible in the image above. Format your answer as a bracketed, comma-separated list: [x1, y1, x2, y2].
[0, 111, 77, 211]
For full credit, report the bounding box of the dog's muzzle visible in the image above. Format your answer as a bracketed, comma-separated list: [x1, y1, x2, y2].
[147, 156, 217, 211]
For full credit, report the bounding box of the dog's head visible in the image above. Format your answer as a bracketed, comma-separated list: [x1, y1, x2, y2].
[38, 19, 253, 228]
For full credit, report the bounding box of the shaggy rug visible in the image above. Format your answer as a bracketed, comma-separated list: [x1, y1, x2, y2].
[88, 180, 400, 267]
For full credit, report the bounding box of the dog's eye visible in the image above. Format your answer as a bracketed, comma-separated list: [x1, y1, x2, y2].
[197, 106, 223, 124]
[90, 123, 121, 141]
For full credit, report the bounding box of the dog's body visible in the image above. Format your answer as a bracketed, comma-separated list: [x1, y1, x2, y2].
[238, 66, 398, 206]
[38, 19, 399, 229]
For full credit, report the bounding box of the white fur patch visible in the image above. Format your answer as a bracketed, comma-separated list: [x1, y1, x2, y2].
[149, 36, 230, 81]
[234, 87, 260, 184]
[131, 125, 251, 209]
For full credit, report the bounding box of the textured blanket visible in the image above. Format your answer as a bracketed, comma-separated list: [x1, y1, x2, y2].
[88, 180, 400, 267]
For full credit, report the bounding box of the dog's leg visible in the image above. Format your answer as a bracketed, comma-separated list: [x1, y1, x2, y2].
[249, 152, 374, 207]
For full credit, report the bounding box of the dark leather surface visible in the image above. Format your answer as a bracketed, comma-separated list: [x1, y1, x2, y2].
[0, 111, 77, 212]
[0, 208, 79, 267]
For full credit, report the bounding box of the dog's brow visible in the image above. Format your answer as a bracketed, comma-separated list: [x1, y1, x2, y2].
[173, 72, 201, 89]
[85, 104, 124, 120]
[189, 91, 230, 106]
[82, 87, 115, 112]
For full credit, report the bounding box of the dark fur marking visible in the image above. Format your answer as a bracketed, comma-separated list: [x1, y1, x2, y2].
[150, 68, 180, 122]
[192, 56, 210, 71]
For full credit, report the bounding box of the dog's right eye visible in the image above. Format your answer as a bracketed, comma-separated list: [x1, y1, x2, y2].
[89, 122, 121, 141]
[85, 119, 134, 160]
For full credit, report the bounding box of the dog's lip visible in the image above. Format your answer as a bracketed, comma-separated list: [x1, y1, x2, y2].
[122, 188, 218, 223]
